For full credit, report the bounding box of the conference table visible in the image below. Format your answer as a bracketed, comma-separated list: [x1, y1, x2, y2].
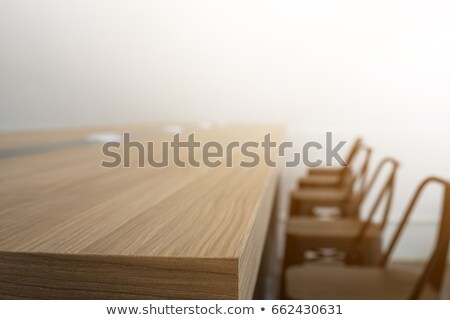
[0, 124, 282, 299]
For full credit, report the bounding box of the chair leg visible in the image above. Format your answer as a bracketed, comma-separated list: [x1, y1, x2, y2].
[290, 198, 314, 216]
[283, 236, 305, 268]
[341, 201, 360, 218]
[281, 236, 305, 299]
[359, 238, 382, 265]
[345, 238, 381, 266]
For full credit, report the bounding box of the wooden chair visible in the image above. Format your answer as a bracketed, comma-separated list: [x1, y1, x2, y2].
[304, 138, 362, 177]
[298, 138, 370, 190]
[284, 177, 450, 299]
[289, 147, 372, 218]
[284, 158, 399, 266]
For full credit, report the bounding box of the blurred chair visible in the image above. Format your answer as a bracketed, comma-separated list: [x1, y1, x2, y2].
[289, 145, 371, 217]
[284, 177, 450, 299]
[284, 158, 399, 266]
[298, 138, 368, 189]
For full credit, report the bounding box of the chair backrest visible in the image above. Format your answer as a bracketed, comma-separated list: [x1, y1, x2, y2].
[380, 177, 450, 298]
[350, 145, 372, 196]
[347, 157, 399, 221]
[345, 138, 363, 166]
[337, 143, 372, 192]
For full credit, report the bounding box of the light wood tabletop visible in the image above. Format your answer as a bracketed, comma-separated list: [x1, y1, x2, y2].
[0, 124, 282, 299]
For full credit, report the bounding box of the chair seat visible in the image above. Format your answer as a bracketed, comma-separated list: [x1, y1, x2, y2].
[284, 217, 382, 265]
[286, 217, 380, 240]
[298, 175, 342, 188]
[308, 167, 345, 176]
[291, 188, 350, 204]
[285, 265, 438, 299]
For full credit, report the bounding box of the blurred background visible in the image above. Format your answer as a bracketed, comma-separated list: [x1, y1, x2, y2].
[0, 1, 449, 262]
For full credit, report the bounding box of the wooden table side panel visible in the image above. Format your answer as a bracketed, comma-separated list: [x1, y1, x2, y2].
[0, 252, 238, 299]
[238, 171, 279, 299]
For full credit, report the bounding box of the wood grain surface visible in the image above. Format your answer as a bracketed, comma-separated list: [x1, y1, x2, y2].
[0, 124, 282, 299]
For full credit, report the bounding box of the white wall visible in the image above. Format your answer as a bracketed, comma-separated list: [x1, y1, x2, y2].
[1, 0, 449, 260]
[1, 1, 449, 130]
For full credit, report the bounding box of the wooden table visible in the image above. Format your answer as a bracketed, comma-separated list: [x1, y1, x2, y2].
[0, 124, 281, 299]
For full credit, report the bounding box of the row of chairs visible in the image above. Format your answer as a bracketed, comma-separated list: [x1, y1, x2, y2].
[282, 139, 450, 299]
